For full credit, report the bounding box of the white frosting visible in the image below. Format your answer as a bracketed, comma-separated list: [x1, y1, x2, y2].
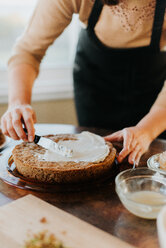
[37, 131, 110, 163]
[38, 137, 73, 157]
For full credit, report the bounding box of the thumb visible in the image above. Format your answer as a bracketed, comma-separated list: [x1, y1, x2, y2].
[32, 111, 37, 123]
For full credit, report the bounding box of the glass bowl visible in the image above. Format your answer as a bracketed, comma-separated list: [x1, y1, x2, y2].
[115, 167, 166, 219]
[147, 153, 166, 175]
[157, 205, 166, 248]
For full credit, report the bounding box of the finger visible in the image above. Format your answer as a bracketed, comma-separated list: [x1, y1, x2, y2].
[32, 111, 37, 123]
[129, 138, 138, 151]
[22, 110, 35, 142]
[128, 146, 142, 165]
[1, 117, 10, 137]
[122, 128, 139, 151]
[7, 114, 20, 140]
[104, 131, 122, 142]
[11, 111, 27, 141]
[117, 146, 131, 163]
[117, 132, 133, 163]
[123, 129, 132, 150]
[134, 150, 144, 166]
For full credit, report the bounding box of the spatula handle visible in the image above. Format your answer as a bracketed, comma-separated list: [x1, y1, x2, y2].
[23, 128, 40, 144]
[34, 135, 41, 144]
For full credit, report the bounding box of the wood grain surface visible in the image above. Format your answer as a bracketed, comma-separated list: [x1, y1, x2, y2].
[0, 194, 135, 248]
[0, 124, 165, 248]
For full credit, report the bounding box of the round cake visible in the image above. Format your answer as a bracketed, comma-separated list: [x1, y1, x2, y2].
[0, 129, 5, 146]
[12, 131, 116, 183]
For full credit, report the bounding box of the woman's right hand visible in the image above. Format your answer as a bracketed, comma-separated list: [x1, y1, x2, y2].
[1, 104, 36, 142]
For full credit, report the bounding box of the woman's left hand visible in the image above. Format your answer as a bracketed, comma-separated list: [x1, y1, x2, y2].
[104, 126, 153, 166]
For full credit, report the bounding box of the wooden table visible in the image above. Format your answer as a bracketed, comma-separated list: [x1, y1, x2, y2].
[0, 124, 165, 248]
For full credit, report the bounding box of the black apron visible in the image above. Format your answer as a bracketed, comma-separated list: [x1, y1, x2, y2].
[73, 0, 166, 138]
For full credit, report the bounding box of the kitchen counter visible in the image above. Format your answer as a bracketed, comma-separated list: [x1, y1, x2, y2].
[0, 124, 165, 248]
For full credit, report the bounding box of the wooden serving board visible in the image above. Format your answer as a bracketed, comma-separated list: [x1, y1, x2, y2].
[0, 195, 135, 248]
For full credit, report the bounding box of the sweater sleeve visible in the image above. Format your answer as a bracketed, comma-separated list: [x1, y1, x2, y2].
[8, 0, 81, 74]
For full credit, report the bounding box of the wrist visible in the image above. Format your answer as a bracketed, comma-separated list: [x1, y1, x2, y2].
[8, 99, 31, 107]
[136, 107, 166, 140]
[136, 124, 154, 142]
[8, 103, 32, 110]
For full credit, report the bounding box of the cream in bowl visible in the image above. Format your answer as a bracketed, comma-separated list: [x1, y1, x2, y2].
[115, 167, 166, 219]
[158, 151, 166, 170]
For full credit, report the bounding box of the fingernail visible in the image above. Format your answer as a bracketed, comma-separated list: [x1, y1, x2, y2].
[118, 156, 123, 163]
[29, 136, 34, 142]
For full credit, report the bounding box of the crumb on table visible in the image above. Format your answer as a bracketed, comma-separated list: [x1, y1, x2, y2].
[23, 230, 67, 248]
[40, 217, 47, 223]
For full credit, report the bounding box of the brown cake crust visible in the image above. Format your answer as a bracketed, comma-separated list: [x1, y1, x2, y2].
[0, 129, 5, 146]
[12, 134, 116, 183]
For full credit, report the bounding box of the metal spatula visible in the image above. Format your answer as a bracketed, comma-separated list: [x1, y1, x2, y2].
[24, 128, 73, 157]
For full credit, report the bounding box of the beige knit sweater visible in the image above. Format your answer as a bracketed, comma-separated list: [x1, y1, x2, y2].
[8, 0, 166, 108]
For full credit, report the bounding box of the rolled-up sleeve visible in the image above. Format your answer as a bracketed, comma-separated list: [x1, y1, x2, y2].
[8, 0, 80, 74]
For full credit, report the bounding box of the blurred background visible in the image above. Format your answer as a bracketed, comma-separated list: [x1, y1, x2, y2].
[0, 0, 79, 125]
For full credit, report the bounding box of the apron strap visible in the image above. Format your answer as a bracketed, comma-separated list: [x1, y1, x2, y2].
[88, 0, 166, 51]
[150, 0, 166, 51]
[87, 0, 103, 31]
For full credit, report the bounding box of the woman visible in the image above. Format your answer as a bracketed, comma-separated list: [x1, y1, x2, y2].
[1, 0, 166, 165]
